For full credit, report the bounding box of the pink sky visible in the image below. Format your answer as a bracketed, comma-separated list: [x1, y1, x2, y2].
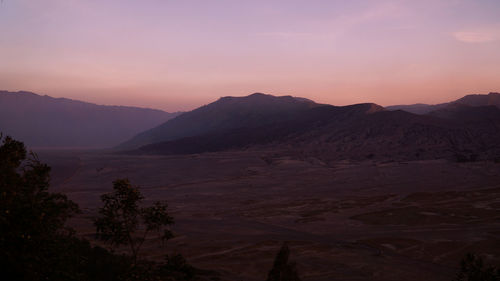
[1, 0, 499, 111]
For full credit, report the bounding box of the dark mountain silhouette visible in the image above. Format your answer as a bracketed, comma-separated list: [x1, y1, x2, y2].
[286, 107, 500, 161]
[126, 93, 500, 162]
[385, 103, 446, 115]
[133, 103, 384, 155]
[118, 93, 322, 149]
[454, 92, 500, 107]
[0, 91, 180, 148]
[6, 89, 498, 160]
[428, 103, 500, 121]
[386, 92, 500, 114]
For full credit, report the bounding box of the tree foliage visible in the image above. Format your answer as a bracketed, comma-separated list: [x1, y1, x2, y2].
[0, 135, 208, 280]
[0, 135, 143, 281]
[266, 242, 302, 281]
[454, 253, 500, 281]
[0, 135, 81, 280]
[94, 178, 174, 263]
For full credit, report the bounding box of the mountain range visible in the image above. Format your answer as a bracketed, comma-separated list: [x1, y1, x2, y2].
[386, 92, 500, 114]
[2, 90, 500, 161]
[121, 92, 500, 162]
[0, 91, 180, 147]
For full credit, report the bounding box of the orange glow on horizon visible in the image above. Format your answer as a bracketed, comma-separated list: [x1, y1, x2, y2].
[0, 0, 499, 111]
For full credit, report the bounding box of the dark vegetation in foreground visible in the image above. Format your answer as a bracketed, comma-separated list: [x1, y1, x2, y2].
[1, 135, 499, 281]
[0, 135, 215, 281]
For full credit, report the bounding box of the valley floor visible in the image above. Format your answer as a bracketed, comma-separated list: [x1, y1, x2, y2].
[36, 149, 500, 281]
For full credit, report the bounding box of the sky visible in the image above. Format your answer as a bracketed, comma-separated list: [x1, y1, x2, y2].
[1, 0, 499, 111]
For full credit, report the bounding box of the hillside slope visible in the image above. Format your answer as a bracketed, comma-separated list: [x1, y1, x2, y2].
[128, 93, 500, 162]
[0, 91, 180, 147]
[118, 93, 322, 149]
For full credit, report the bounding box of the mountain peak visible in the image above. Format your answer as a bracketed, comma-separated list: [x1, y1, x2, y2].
[249, 92, 269, 97]
[218, 92, 272, 101]
[365, 103, 386, 114]
[455, 92, 500, 107]
[119, 93, 322, 149]
[1, 90, 39, 97]
[214, 93, 319, 108]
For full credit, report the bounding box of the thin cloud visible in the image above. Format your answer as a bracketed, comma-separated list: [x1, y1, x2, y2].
[453, 27, 500, 43]
[255, 1, 404, 40]
[255, 32, 312, 39]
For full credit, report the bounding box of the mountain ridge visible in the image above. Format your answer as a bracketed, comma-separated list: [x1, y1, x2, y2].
[117, 92, 325, 149]
[132, 102, 386, 155]
[0, 90, 180, 148]
[386, 92, 500, 114]
[123, 92, 500, 162]
[4, 90, 500, 161]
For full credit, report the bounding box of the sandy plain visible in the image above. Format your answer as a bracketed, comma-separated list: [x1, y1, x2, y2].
[36, 149, 500, 281]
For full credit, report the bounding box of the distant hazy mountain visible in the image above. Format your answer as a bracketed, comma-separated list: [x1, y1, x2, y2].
[125, 92, 500, 162]
[0, 91, 180, 148]
[385, 103, 446, 115]
[118, 93, 322, 149]
[386, 92, 500, 114]
[454, 92, 500, 107]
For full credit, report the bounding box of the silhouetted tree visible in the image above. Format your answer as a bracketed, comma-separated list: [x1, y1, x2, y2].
[266, 242, 302, 281]
[0, 135, 206, 281]
[94, 179, 174, 264]
[0, 135, 80, 279]
[454, 253, 500, 281]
